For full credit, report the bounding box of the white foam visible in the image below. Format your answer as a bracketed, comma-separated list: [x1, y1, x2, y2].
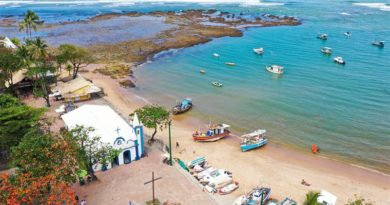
[354, 3, 390, 11]
[0, 0, 283, 7]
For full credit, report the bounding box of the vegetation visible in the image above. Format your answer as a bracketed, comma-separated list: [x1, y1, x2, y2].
[0, 94, 45, 153]
[132, 105, 170, 142]
[303, 191, 322, 205]
[57, 44, 92, 79]
[0, 51, 22, 90]
[66, 125, 120, 181]
[19, 10, 43, 38]
[95, 63, 132, 79]
[345, 195, 375, 205]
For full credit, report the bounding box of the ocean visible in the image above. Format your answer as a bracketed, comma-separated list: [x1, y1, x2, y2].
[1, 0, 389, 173]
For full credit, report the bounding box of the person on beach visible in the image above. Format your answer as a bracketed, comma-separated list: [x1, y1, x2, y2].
[128, 201, 132, 205]
[176, 142, 180, 149]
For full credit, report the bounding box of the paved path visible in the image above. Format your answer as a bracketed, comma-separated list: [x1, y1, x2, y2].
[73, 146, 216, 205]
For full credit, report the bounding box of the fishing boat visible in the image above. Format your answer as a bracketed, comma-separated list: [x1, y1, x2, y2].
[218, 182, 239, 195]
[172, 98, 193, 115]
[233, 187, 271, 205]
[200, 169, 232, 184]
[253, 48, 264, 55]
[280, 197, 297, 205]
[265, 199, 279, 205]
[317, 33, 328, 40]
[193, 124, 230, 142]
[372, 41, 385, 47]
[225, 62, 236, 66]
[200, 69, 206, 74]
[344, 32, 352, 37]
[321, 47, 332, 55]
[241, 129, 268, 152]
[212, 81, 223, 87]
[213, 53, 220, 57]
[333, 56, 345, 65]
[266, 65, 284, 74]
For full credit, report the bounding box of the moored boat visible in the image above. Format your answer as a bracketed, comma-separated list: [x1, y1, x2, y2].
[213, 53, 220, 57]
[266, 65, 284, 74]
[344, 32, 352, 37]
[317, 33, 328, 40]
[200, 69, 206, 74]
[372, 41, 385, 47]
[193, 124, 230, 142]
[253, 48, 264, 55]
[333, 56, 345, 65]
[218, 182, 239, 195]
[212, 81, 223, 87]
[241, 129, 268, 152]
[172, 98, 193, 115]
[233, 187, 271, 205]
[225, 62, 236, 66]
[321, 47, 332, 55]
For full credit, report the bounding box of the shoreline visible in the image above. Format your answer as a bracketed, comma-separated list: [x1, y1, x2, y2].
[80, 65, 390, 204]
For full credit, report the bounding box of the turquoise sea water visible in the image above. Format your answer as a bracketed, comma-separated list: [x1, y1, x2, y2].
[1, 0, 389, 173]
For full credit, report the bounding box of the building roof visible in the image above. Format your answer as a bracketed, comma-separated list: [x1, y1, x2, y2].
[0, 37, 17, 49]
[53, 76, 101, 96]
[61, 104, 140, 145]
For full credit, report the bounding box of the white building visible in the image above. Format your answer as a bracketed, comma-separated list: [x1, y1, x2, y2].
[61, 104, 144, 171]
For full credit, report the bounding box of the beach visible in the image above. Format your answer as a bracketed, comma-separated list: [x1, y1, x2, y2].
[79, 65, 390, 204]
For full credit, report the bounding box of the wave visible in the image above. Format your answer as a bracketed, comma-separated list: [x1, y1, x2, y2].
[353, 3, 390, 11]
[0, 0, 283, 7]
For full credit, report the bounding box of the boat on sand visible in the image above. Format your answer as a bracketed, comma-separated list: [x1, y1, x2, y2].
[234, 187, 271, 205]
[218, 181, 239, 195]
[241, 129, 268, 152]
[193, 124, 230, 142]
[172, 98, 192, 115]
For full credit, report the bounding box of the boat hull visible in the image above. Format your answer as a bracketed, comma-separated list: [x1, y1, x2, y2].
[241, 139, 268, 152]
[172, 105, 192, 115]
[193, 131, 230, 142]
[266, 67, 283, 74]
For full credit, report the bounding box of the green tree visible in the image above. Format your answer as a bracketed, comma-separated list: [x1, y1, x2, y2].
[57, 44, 91, 79]
[303, 191, 322, 205]
[19, 10, 43, 38]
[67, 126, 120, 181]
[345, 195, 375, 205]
[26, 37, 48, 61]
[11, 129, 79, 183]
[0, 94, 45, 153]
[132, 105, 170, 142]
[0, 50, 23, 89]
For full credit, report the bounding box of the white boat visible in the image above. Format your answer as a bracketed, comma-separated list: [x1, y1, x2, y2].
[200, 69, 206, 74]
[212, 81, 223, 87]
[344, 32, 352, 37]
[334, 56, 345, 65]
[317, 33, 328, 40]
[372, 41, 385, 47]
[225, 62, 236, 66]
[321, 47, 332, 54]
[253, 48, 264, 55]
[195, 167, 217, 180]
[241, 129, 268, 152]
[266, 65, 284, 74]
[208, 174, 233, 189]
[234, 187, 271, 205]
[218, 182, 239, 195]
[199, 169, 232, 184]
[213, 53, 220, 57]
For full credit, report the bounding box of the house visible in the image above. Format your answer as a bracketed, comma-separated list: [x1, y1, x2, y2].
[51, 76, 102, 102]
[61, 104, 144, 171]
[0, 37, 17, 49]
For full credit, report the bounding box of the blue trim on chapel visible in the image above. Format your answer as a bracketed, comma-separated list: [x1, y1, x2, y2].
[135, 125, 144, 157]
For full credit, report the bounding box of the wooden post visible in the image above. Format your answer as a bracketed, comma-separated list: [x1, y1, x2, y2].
[144, 172, 162, 205]
[168, 121, 172, 166]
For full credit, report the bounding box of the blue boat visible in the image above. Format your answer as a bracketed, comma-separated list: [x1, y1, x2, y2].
[241, 129, 268, 152]
[172, 98, 192, 115]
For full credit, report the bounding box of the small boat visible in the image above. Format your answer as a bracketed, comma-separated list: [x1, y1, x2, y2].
[200, 169, 232, 184]
[241, 129, 268, 152]
[233, 187, 271, 205]
[188, 156, 206, 168]
[208, 174, 233, 189]
[172, 98, 193, 115]
[225, 62, 236, 66]
[280, 197, 297, 205]
[344, 32, 352, 37]
[212, 81, 223, 87]
[265, 199, 279, 205]
[317, 33, 328, 40]
[193, 123, 230, 142]
[218, 182, 239, 195]
[333, 56, 345, 65]
[321, 47, 332, 55]
[266, 65, 284, 74]
[372, 41, 385, 47]
[213, 53, 220, 57]
[253, 48, 264, 55]
[200, 69, 206, 74]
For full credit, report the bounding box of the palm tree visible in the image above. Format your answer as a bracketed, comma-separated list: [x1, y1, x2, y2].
[19, 10, 43, 38]
[303, 191, 322, 205]
[26, 37, 48, 62]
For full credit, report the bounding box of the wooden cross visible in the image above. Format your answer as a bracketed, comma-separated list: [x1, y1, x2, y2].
[144, 172, 162, 205]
